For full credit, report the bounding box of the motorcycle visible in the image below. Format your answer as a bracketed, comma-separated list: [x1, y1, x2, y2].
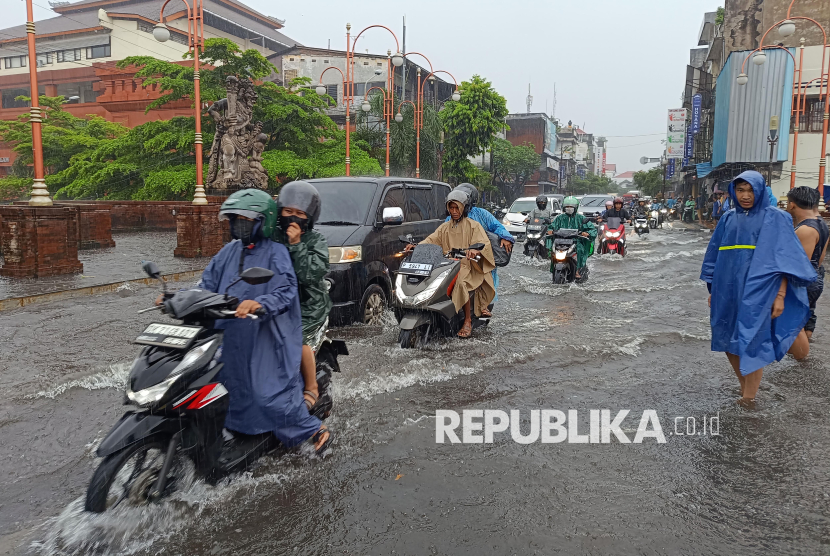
[548, 228, 589, 284]
[599, 217, 626, 256]
[668, 206, 678, 221]
[523, 216, 551, 260]
[84, 261, 347, 513]
[683, 204, 695, 223]
[634, 215, 649, 237]
[648, 209, 661, 229]
[393, 235, 490, 348]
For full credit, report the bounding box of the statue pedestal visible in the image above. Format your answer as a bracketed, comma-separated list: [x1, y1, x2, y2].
[0, 206, 84, 277]
[174, 205, 229, 258]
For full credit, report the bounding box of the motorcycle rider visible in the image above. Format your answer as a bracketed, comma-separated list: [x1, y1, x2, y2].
[633, 198, 649, 218]
[599, 197, 631, 224]
[198, 189, 331, 455]
[272, 181, 332, 414]
[446, 183, 514, 311]
[546, 196, 597, 279]
[528, 195, 554, 221]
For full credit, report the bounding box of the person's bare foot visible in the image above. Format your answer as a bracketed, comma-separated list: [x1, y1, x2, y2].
[737, 397, 756, 409]
[457, 321, 473, 338]
[311, 426, 332, 455]
[481, 308, 492, 318]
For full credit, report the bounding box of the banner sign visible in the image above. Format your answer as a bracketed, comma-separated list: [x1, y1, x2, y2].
[684, 127, 694, 158]
[691, 94, 702, 134]
[667, 108, 687, 158]
[666, 158, 675, 178]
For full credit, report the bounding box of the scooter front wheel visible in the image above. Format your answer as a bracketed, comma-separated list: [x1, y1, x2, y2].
[85, 435, 172, 513]
[398, 324, 429, 349]
[553, 270, 566, 284]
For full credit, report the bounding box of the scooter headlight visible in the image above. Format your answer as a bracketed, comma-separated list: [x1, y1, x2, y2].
[660, 209, 667, 214]
[169, 338, 218, 378]
[412, 269, 451, 305]
[555, 251, 567, 260]
[127, 375, 179, 407]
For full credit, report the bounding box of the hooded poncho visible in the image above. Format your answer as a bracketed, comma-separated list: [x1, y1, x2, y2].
[700, 170, 817, 375]
[199, 238, 321, 446]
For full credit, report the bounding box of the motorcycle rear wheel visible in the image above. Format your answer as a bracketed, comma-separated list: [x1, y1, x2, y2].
[85, 436, 172, 513]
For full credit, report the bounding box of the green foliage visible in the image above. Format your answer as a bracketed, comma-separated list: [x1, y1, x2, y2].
[440, 75, 509, 181]
[354, 91, 443, 179]
[715, 6, 725, 25]
[0, 176, 32, 202]
[633, 167, 664, 197]
[51, 117, 199, 200]
[261, 132, 382, 184]
[0, 96, 126, 178]
[569, 173, 618, 195]
[119, 38, 276, 110]
[492, 137, 540, 204]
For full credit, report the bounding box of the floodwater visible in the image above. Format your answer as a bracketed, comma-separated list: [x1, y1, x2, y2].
[1, 224, 829, 555]
[0, 232, 209, 300]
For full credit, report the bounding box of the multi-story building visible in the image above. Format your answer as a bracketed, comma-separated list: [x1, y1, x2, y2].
[556, 121, 591, 193]
[0, 0, 299, 174]
[504, 112, 558, 196]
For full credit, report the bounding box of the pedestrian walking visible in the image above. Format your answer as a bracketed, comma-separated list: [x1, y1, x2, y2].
[786, 186, 829, 341]
[700, 171, 816, 406]
[697, 190, 707, 224]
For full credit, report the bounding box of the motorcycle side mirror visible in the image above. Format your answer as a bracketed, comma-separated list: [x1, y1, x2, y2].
[239, 267, 274, 285]
[469, 243, 485, 250]
[142, 260, 161, 279]
[499, 208, 508, 215]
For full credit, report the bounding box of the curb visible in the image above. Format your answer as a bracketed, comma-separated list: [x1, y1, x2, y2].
[0, 269, 204, 312]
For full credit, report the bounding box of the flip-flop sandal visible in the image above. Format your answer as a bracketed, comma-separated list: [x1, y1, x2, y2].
[457, 322, 473, 338]
[481, 308, 492, 318]
[304, 390, 318, 410]
[311, 426, 333, 456]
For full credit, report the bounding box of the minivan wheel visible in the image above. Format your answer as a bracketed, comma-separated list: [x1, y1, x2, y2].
[359, 284, 386, 325]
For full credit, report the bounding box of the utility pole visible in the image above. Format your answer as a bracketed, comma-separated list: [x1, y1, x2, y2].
[526, 83, 533, 114]
[768, 115, 779, 187]
[401, 16, 406, 101]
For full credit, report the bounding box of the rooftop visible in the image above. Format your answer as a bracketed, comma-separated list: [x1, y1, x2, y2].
[615, 171, 635, 179]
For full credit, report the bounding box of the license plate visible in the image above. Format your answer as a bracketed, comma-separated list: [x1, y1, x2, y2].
[527, 226, 543, 232]
[135, 323, 203, 349]
[399, 261, 433, 276]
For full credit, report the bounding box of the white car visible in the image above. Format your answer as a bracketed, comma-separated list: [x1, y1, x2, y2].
[577, 195, 615, 220]
[501, 196, 562, 240]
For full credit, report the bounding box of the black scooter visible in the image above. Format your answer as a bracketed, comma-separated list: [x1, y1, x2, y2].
[549, 229, 589, 284]
[84, 262, 347, 513]
[393, 235, 490, 347]
[523, 216, 551, 260]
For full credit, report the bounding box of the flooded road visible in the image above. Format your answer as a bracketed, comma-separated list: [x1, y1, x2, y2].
[2, 225, 829, 555]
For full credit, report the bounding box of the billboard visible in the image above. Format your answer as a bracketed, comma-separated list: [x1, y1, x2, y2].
[667, 108, 687, 159]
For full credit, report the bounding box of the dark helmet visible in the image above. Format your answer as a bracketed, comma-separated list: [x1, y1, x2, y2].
[614, 196, 624, 206]
[456, 183, 479, 207]
[219, 188, 277, 237]
[277, 180, 322, 229]
[535, 195, 548, 209]
[446, 189, 470, 217]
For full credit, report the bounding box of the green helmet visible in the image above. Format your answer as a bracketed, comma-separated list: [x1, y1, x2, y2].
[562, 196, 580, 209]
[219, 189, 277, 237]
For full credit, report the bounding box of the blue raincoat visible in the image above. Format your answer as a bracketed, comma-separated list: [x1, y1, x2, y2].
[700, 171, 816, 375]
[199, 238, 321, 446]
[447, 206, 514, 301]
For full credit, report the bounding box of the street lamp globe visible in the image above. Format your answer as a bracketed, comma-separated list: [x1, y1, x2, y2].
[752, 51, 767, 65]
[395, 112, 403, 123]
[152, 23, 170, 42]
[315, 85, 326, 96]
[361, 101, 371, 112]
[736, 73, 749, 85]
[778, 19, 796, 37]
[391, 52, 404, 67]
[451, 91, 461, 102]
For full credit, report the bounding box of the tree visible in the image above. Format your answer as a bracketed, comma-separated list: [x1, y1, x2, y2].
[492, 138, 540, 204]
[261, 132, 382, 183]
[569, 173, 617, 195]
[633, 167, 664, 197]
[440, 75, 509, 182]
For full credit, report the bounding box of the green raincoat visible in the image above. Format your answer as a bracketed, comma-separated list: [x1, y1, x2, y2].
[546, 213, 597, 271]
[273, 226, 332, 344]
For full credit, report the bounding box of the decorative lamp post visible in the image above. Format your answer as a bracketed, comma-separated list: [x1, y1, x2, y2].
[345, 24, 402, 177]
[154, 0, 207, 205]
[315, 66, 349, 174]
[24, 0, 49, 206]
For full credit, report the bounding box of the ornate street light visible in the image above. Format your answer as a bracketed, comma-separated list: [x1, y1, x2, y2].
[779, 19, 796, 37]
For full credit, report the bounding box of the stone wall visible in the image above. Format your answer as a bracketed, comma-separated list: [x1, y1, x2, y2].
[0, 206, 83, 278]
[724, 0, 830, 56]
[173, 205, 230, 258]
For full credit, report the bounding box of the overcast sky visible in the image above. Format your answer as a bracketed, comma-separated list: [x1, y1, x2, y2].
[14, 0, 722, 174]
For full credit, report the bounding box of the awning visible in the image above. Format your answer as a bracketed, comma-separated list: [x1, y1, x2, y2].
[696, 162, 712, 178]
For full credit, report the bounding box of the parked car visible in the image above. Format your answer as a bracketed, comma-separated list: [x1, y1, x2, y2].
[309, 177, 451, 326]
[577, 194, 614, 219]
[501, 196, 561, 240]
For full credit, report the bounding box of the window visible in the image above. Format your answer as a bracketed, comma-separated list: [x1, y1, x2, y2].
[433, 185, 451, 218]
[377, 62, 382, 67]
[36, 53, 53, 67]
[363, 61, 369, 66]
[405, 186, 435, 222]
[379, 186, 405, 221]
[289, 57, 295, 61]
[325, 84, 338, 101]
[283, 68, 298, 82]
[86, 44, 111, 59]
[4, 56, 27, 69]
[2, 87, 29, 109]
[323, 59, 329, 63]
[57, 49, 82, 63]
[311, 59, 316, 62]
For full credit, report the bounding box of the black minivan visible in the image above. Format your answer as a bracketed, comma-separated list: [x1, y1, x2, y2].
[308, 177, 451, 326]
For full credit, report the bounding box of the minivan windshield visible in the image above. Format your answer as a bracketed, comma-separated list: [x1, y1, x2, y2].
[509, 200, 537, 213]
[312, 181, 378, 225]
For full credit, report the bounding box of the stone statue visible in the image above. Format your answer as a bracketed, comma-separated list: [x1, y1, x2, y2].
[206, 76, 268, 191]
